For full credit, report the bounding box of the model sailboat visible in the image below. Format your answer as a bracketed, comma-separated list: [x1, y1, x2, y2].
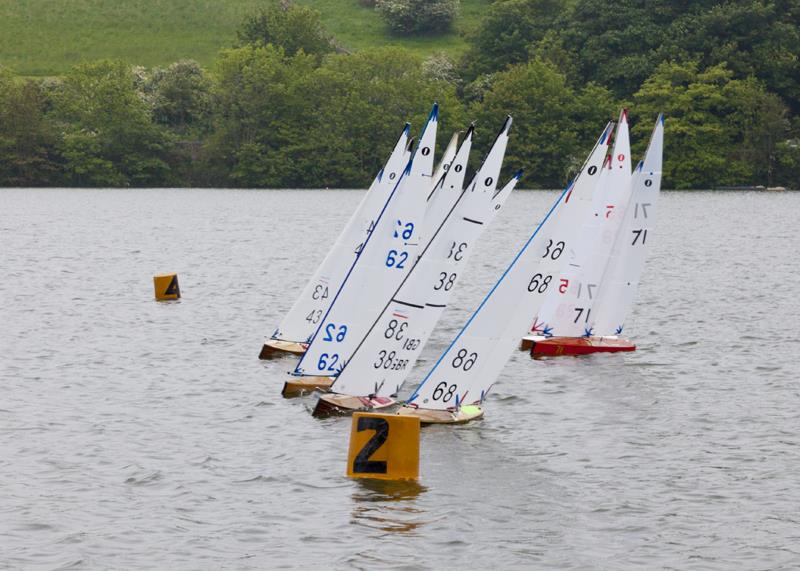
[259, 123, 414, 358]
[259, 106, 460, 360]
[308, 119, 518, 415]
[285, 105, 440, 392]
[522, 113, 664, 356]
[395, 123, 613, 424]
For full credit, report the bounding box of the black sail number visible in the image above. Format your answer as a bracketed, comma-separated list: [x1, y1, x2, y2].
[352, 417, 389, 474]
[434, 272, 457, 291]
[447, 241, 467, 261]
[432, 381, 457, 403]
[384, 319, 407, 340]
[527, 273, 552, 293]
[542, 240, 565, 260]
[451, 348, 477, 371]
[631, 229, 648, 245]
[311, 284, 328, 300]
[574, 307, 591, 324]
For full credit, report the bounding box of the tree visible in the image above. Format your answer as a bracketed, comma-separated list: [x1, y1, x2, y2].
[632, 61, 791, 189]
[301, 48, 465, 186]
[460, 0, 565, 81]
[204, 45, 318, 187]
[657, 0, 800, 113]
[236, 1, 334, 58]
[472, 59, 617, 188]
[0, 68, 61, 186]
[205, 46, 464, 188]
[142, 60, 212, 134]
[52, 60, 170, 186]
[376, 0, 459, 35]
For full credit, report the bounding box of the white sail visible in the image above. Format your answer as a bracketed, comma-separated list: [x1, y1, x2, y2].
[529, 122, 614, 335]
[407, 122, 614, 411]
[330, 118, 515, 398]
[420, 131, 462, 243]
[532, 110, 632, 338]
[267, 124, 411, 344]
[591, 114, 664, 336]
[430, 131, 460, 199]
[293, 105, 440, 376]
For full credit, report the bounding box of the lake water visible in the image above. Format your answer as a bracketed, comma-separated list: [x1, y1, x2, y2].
[2, 188, 799, 569]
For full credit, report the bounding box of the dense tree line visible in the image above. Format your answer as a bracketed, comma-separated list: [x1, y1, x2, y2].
[0, 0, 797, 189]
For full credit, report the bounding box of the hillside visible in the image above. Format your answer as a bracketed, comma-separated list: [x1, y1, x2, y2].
[0, 0, 488, 76]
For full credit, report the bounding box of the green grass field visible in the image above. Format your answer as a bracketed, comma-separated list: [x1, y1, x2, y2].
[0, 0, 489, 76]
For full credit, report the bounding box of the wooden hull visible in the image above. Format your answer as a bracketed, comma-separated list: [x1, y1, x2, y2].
[312, 394, 396, 418]
[395, 404, 484, 425]
[519, 334, 543, 351]
[259, 339, 307, 359]
[530, 336, 636, 357]
[281, 376, 334, 398]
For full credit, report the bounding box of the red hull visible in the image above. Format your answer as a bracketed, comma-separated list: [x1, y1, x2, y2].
[531, 336, 636, 357]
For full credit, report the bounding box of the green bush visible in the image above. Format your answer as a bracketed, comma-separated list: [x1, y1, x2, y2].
[376, 0, 459, 35]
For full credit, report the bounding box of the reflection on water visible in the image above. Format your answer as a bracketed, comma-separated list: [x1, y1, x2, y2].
[351, 479, 428, 535]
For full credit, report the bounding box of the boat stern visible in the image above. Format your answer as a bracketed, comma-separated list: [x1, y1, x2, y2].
[259, 339, 308, 360]
[281, 376, 335, 398]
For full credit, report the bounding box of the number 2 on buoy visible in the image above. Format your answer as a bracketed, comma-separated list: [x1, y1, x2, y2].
[346, 413, 420, 480]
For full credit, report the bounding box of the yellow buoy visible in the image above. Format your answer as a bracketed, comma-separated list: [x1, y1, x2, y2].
[153, 274, 180, 300]
[346, 412, 420, 481]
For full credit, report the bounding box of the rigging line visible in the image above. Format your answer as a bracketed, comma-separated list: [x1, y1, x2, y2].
[407, 183, 571, 402]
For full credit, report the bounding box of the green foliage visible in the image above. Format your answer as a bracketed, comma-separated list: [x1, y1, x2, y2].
[774, 140, 800, 188]
[631, 61, 791, 189]
[142, 60, 212, 134]
[301, 48, 465, 185]
[237, 1, 335, 57]
[205, 45, 464, 187]
[204, 45, 317, 187]
[472, 59, 617, 187]
[460, 0, 565, 81]
[376, 0, 460, 35]
[52, 60, 171, 186]
[0, 69, 61, 186]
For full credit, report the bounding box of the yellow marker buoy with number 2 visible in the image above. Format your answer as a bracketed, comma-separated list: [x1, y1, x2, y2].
[347, 412, 420, 481]
[153, 274, 180, 301]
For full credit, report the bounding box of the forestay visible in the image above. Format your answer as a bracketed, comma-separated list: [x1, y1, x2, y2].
[331, 118, 516, 398]
[293, 105, 439, 376]
[267, 124, 411, 344]
[591, 114, 664, 336]
[407, 123, 615, 411]
[533, 110, 632, 338]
